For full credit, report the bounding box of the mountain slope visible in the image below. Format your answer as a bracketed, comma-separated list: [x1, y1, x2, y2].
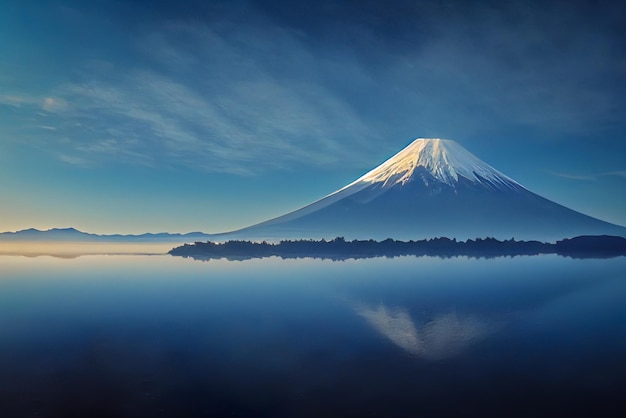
[220, 138, 625, 241]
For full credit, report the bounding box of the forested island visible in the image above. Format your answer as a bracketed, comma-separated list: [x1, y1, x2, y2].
[169, 235, 626, 261]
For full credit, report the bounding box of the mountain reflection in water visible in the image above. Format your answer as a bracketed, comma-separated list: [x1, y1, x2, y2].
[356, 304, 493, 360]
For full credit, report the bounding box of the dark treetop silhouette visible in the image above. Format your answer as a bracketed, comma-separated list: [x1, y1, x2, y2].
[169, 235, 626, 261]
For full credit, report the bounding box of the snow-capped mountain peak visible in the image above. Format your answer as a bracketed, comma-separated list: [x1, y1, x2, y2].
[351, 138, 521, 190]
[218, 137, 626, 241]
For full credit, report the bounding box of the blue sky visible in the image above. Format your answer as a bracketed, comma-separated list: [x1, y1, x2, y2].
[1, 0, 625, 234]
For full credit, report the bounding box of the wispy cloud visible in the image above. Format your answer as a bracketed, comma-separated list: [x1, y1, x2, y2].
[34, 22, 379, 174]
[601, 171, 626, 179]
[0, 94, 68, 112]
[549, 171, 596, 181]
[549, 170, 626, 181]
[58, 154, 93, 168]
[0, 95, 29, 107]
[42, 97, 68, 112]
[5, 1, 625, 177]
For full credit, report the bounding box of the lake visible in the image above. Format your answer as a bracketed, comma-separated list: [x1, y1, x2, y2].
[1, 252, 625, 417]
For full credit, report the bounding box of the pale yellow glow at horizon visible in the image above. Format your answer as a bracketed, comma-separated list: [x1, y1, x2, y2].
[0, 242, 179, 257]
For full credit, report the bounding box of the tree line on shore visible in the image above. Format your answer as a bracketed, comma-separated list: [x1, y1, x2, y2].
[169, 235, 626, 261]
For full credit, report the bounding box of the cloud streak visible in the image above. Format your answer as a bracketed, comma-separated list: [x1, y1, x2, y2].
[0, 94, 67, 112]
[33, 21, 380, 174]
[3, 1, 625, 178]
[549, 172, 596, 181]
[550, 170, 626, 181]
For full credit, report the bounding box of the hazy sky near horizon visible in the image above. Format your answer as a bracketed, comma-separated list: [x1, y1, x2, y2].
[1, 0, 625, 234]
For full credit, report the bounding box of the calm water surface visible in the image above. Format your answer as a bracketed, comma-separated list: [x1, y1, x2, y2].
[1, 254, 625, 417]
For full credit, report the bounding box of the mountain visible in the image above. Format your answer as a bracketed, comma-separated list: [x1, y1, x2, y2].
[218, 138, 626, 241]
[0, 228, 212, 242]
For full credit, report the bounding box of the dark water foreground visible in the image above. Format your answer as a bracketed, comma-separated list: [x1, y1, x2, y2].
[1, 254, 625, 417]
[170, 235, 626, 261]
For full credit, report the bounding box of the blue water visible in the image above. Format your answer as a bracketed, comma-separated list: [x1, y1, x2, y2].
[1, 254, 625, 417]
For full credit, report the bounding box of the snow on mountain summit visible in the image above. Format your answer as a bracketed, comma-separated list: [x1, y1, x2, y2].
[351, 138, 522, 190]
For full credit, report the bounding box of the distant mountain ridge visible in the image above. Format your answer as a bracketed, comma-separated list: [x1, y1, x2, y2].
[0, 227, 212, 242]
